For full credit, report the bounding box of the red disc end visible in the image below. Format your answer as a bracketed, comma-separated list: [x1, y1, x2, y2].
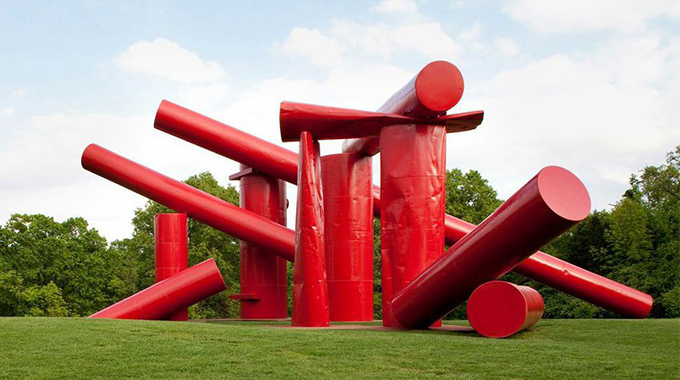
[415, 61, 465, 113]
[467, 281, 528, 338]
[537, 166, 591, 222]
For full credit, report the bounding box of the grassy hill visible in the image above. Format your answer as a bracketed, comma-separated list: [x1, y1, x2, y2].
[0, 318, 677, 379]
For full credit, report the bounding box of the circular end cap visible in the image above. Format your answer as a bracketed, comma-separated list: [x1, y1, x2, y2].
[537, 166, 591, 222]
[467, 281, 528, 338]
[415, 61, 464, 113]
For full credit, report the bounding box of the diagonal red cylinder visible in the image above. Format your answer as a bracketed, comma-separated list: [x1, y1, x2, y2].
[153, 101, 653, 319]
[392, 166, 591, 329]
[81, 144, 295, 262]
[89, 259, 226, 320]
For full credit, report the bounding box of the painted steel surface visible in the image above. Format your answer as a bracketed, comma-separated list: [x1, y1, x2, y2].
[151, 100, 653, 318]
[231, 165, 288, 319]
[321, 153, 374, 322]
[392, 166, 591, 329]
[380, 124, 447, 327]
[154, 213, 189, 321]
[292, 132, 330, 327]
[279, 101, 482, 142]
[342, 60, 465, 156]
[466, 281, 545, 338]
[90, 259, 226, 320]
[81, 144, 295, 261]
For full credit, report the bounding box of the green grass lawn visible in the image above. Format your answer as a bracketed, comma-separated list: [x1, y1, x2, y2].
[0, 318, 677, 379]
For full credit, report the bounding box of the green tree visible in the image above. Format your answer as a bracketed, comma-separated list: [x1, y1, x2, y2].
[445, 168, 503, 224]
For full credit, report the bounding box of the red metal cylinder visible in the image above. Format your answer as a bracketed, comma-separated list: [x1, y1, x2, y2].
[151, 99, 653, 318]
[90, 259, 226, 320]
[292, 132, 330, 327]
[81, 144, 295, 262]
[466, 281, 545, 338]
[392, 166, 591, 329]
[230, 165, 288, 319]
[380, 124, 447, 327]
[321, 153, 374, 322]
[154, 213, 189, 321]
[342, 60, 464, 156]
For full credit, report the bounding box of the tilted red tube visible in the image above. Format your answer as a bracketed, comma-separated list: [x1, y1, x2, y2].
[292, 132, 330, 327]
[229, 165, 288, 319]
[154, 213, 189, 321]
[90, 259, 226, 320]
[321, 153, 374, 322]
[153, 100, 654, 318]
[81, 144, 295, 262]
[466, 281, 545, 338]
[392, 166, 592, 329]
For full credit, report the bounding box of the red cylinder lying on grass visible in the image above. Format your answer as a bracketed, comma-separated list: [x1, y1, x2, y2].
[151, 100, 653, 319]
[229, 165, 288, 319]
[292, 132, 330, 327]
[392, 166, 591, 329]
[154, 213, 189, 321]
[321, 153, 374, 322]
[81, 144, 295, 262]
[90, 259, 226, 320]
[467, 281, 545, 338]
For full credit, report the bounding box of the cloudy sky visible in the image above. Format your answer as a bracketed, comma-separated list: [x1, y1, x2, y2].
[0, 0, 678, 241]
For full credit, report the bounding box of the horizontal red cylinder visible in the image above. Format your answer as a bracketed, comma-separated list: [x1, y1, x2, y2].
[90, 259, 226, 320]
[81, 144, 295, 262]
[392, 166, 591, 329]
[152, 101, 654, 318]
[342, 60, 465, 156]
[155, 213, 189, 321]
[279, 101, 482, 142]
[467, 281, 545, 338]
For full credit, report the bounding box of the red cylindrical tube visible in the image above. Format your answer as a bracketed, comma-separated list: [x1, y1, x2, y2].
[380, 124, 447, 327]
[466, 281, 545, 338]
[321, 153, 374, 322]
[81, 144, 295, 262]
[292, 132, 330, 327]
[90, 259, 226, 320]
[155, 213, 189, 321]
[392, 166, 591, 329]
[231, 165, 288, 319]
[151, 100, 653, 318]
[342, 60, 464, 156]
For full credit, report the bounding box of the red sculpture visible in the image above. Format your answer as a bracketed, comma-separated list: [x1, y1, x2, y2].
[154, 213, 189, 321]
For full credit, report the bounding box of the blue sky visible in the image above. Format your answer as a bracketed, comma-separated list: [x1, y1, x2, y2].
[0, 0, 678, 240]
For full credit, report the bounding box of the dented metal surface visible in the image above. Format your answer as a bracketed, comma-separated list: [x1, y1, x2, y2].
[321, 153, 374, 322]
[154, 213, 189, 321]
[89, 259, 226, 320]
[231, 165, 288, 319]
[466, 281, 545, 338]
[292, 132, 330, 327]
[392, 166, 591, 329]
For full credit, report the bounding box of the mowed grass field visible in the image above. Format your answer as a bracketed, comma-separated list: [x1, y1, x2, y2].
[0, 318, 677, 380]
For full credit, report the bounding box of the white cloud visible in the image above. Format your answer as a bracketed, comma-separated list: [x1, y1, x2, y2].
[449, 34, 679, 210]
[373, 0, 418, 14]
[494, 37, 519, 56]
[117, 38, 226, 83]
[505, 0, 680, 34]
[11, 89, 26, 98]
[279, 27, 347, 67]
[0, 106, 14, 116]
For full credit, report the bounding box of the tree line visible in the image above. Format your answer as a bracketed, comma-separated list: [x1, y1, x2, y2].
[0, 147, 677, 318]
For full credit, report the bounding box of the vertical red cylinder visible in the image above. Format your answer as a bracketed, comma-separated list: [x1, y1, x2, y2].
[379, 124, 447, 327]
[321, 153, 374, 322]
[154, 213, 189, 321]
[392, 166, 591, 329]
[292, 132, 330, 327]
[466, 281, 545, 338]
[90, 259, 226, 320]
[231, 165, 288, 319]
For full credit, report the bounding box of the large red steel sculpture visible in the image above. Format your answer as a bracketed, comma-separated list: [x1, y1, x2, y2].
[154, 213, 189, 321]
[86, 60, 653, 333]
